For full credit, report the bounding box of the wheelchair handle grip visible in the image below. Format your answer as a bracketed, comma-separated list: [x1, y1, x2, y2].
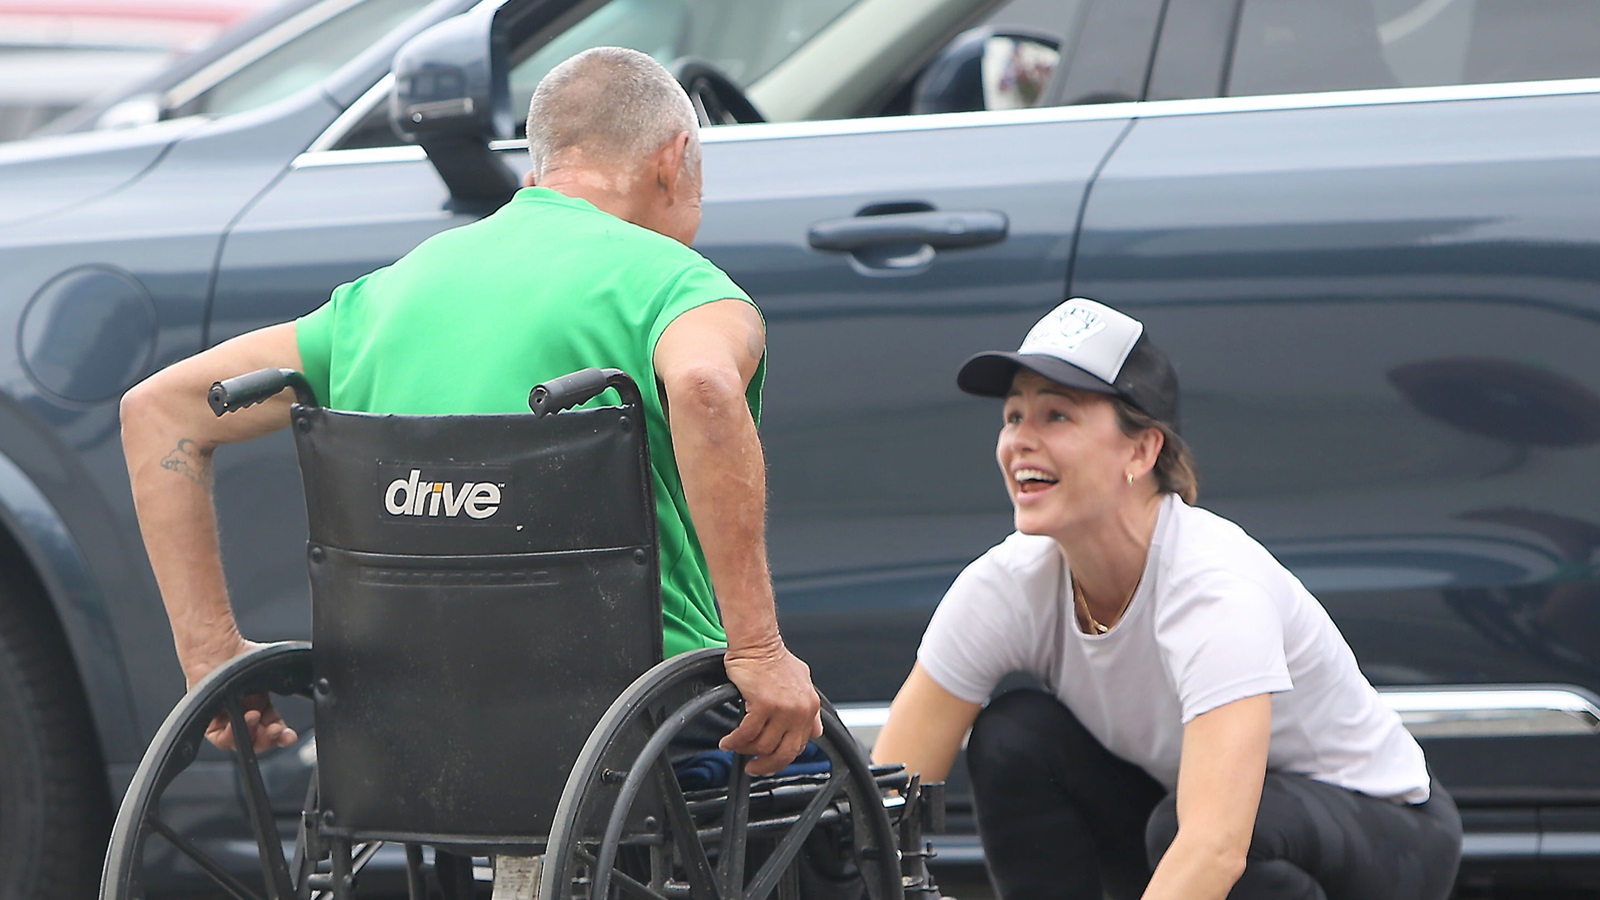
[208, 368, 318, 416]
[529, 367, 641, 417]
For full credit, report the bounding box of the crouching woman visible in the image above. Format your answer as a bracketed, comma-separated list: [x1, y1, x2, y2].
[873, 298, 1462, 900]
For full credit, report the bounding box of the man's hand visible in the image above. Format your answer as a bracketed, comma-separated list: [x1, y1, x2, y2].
[182, 637, 299, 753]
[204, 694, 299, 754]
[719, 639, 823, 776]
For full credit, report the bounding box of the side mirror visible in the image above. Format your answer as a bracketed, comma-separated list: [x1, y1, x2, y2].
[911, 27, 1062, 115]
[95, 93, 163, 131]
[391, 4, 518, 206]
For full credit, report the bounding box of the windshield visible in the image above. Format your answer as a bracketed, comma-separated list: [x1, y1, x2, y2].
[0, 45, 171, 140]
[170, 0, 434, 119]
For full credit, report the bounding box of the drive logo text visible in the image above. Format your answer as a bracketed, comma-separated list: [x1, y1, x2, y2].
[383, 469, 502, 519]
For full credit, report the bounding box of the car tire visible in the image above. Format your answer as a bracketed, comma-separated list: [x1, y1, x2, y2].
[0, 579, 111, 900]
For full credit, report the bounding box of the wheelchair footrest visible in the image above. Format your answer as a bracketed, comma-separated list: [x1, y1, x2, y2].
[491, 855, 541, 900]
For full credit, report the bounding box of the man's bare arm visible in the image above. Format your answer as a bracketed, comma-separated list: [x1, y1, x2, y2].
[120, 322, 304, 750]
[654, 299, 821, 776]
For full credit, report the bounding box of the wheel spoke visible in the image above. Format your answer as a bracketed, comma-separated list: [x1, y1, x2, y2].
[576, 844, 674, 900]
[742, 767, 847, 900]
[330, 837, 353, 900]
[717, 754, 751, 898]
[654, 755, 721, 900]
[351, 840, 384, 874]
[225, 696, 298, 899]
[148, 815, 266, 900]
[292, 775, 319, 894]
[404, 844, 427, 900]
[591, 686, 738, 900]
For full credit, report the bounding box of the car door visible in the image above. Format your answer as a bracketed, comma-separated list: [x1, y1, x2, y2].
[1073, 0, 1600, 867]
[207, 0, 1159, 676]
[697, 115, 1124, 703]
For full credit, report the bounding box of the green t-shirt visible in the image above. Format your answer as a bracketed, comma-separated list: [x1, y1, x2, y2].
[295, 187, 762, 658]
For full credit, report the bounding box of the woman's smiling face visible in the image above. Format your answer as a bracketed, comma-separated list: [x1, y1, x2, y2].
[997, 369, 1143, 540]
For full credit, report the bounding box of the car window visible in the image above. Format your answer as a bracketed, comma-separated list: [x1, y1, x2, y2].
[330, 0, 1090, 150]
[509, 0, 858, 91]
[0, 45, 171, 141]
[974, 0, 1083, 108]
[170, 0, 435, 118]
[1227, 0, 1600, 98]
[505, 0, 1087, 125]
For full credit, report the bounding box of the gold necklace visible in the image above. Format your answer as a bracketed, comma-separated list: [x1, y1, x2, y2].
[1073, 576, 1136, 635]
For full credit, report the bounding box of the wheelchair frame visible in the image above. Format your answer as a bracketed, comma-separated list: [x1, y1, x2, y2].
[100, 367, 944, 900]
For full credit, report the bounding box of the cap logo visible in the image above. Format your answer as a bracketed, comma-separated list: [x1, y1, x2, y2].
[1013, 298, 1144, 386]
[1021, 302, 1106, 354]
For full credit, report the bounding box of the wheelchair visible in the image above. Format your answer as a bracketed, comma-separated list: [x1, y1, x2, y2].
[100, 367, 945, 900]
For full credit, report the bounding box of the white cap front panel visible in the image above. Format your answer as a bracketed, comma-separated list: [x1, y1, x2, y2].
[1017, 298, 1144, 384]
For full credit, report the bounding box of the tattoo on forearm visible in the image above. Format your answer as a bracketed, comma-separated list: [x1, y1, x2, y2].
[159, 439, 211, 485]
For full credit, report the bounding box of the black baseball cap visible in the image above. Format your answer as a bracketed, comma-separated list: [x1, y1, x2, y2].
[957, 298, 1180, 428]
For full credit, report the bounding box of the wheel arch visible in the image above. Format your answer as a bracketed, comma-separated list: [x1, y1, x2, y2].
[0, 448, 140, 787]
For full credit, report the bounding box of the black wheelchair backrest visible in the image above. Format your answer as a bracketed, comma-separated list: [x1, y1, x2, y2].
[284, 373, 661, 845]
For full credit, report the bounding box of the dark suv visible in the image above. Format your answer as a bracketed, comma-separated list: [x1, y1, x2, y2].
[3, 0, 1600, 896]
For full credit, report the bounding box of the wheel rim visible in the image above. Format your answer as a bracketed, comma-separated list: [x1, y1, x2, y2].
[101, 642, 322, 900]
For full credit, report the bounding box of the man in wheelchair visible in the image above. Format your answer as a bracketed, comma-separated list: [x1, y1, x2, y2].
[121, 46, 818, 774]
[113, 48, 937, 900]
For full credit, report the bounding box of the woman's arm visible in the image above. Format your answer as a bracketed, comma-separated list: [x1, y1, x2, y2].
[1142, 693, 1272, 900]
[871, 662, 983, 782]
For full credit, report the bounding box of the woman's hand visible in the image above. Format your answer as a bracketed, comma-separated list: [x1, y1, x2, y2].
[1141, 693, 1272, 899]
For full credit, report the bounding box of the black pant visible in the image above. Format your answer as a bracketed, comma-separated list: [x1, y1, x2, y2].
[966, 690, 1462, 900]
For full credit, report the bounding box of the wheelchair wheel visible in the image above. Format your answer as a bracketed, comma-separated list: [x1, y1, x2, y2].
[99, 642, 344, 899]
[541, 649, 903, 900]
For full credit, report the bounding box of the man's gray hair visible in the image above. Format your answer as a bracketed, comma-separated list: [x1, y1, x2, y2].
[526, 47, 700, 180]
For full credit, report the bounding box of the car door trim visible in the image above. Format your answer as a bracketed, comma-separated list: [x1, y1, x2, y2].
[297, 75, 1600, 169]
[1379, 687, 1600, 738]
[835, 685, 1600, 751]
[922, 825, 1568, 865]
[931, 830, 1591, 864]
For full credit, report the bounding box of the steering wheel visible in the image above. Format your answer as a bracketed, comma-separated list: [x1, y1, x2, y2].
[670, 58, 765, 126]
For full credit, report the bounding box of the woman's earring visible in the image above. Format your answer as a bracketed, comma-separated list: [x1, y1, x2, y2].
[1126, 471, 1135, 486]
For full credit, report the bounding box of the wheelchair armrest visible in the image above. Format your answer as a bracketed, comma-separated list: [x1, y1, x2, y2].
[209, 368, 318, 416]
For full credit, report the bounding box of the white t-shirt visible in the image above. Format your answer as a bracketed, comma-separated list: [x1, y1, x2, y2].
[919, 493, 1430, 803]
